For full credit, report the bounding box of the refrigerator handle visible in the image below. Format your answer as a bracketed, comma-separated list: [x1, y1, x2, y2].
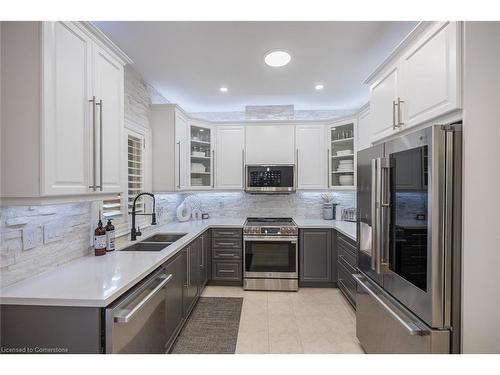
[379, 157, 393, 271]
[371, 159, 379, 272]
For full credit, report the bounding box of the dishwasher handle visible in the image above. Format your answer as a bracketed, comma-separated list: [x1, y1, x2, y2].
[114, 273, 173, 323]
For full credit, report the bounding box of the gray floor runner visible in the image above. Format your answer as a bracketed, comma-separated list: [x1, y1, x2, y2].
[170, 297, 243, 354]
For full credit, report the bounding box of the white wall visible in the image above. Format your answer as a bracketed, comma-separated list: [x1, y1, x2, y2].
[462, 22, 500, 353]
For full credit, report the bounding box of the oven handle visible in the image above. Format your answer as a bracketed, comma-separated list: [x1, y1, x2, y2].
[244, 236, 297, 242]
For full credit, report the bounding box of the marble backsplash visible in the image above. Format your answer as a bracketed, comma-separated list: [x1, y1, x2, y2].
[1, 191, 355, 287]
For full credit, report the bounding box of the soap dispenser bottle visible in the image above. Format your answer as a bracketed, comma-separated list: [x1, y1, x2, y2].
[94, 214, 107, 256]
[105, 219, 115, 252]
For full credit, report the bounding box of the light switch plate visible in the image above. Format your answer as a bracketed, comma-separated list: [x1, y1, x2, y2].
[44, 221, 64, 244]
[22, 228, 40, 251]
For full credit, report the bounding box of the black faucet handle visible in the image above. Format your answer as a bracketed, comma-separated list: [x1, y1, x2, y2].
[136, 226, 142, 237]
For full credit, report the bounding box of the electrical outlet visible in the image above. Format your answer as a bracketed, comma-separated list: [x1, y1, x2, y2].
[22, 228, 40, 251]
[43, 221, 63, 244]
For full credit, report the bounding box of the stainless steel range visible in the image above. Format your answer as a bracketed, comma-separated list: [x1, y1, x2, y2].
[243, 218, 298, 291]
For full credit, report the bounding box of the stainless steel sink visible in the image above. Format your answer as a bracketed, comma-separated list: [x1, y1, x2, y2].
[140, 233, 187, 243]
[120, 242, 172, 252]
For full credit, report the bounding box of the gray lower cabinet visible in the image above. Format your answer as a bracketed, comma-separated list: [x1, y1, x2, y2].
[183, 241, 200, 315]
[210, 228, 243, 284]
[164, 251, 186, 351]
[299, 228, 335, 285]
[337, 233, 357, 308]
[199, 230, 210, 288]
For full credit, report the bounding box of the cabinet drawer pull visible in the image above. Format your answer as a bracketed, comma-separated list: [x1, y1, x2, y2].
[217, 231, 236, 236]
[216, 242, 236, 246]
[219, 269, 235, 274]
[218, 253, 236, 257]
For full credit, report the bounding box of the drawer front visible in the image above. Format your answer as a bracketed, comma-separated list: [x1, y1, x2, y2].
[212, 228, 242, 239]
[338, 233, 356, 258]
[212, 248, 241, 260]
[338, 245, 357, 273]
[211, 261, 242, 281]
[212, 238, 242, 249]
[338, 261, 357, 303]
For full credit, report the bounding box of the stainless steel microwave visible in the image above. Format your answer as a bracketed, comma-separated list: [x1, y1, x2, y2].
[245, 165, 295, 193]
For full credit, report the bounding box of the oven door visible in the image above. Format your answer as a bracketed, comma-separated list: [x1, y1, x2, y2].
[244, 236, 298, 278]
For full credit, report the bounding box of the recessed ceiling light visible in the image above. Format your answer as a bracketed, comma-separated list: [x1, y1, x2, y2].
[315, 84, 324, 90]
[220, 87, 228, 92]
[264, 50, 291, 67]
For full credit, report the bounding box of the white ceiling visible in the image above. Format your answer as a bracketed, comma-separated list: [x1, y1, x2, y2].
[94, 21, 417, 113]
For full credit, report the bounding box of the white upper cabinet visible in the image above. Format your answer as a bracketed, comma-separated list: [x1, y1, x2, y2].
[399, 21, 461, 128]
[357, 105, 372, 151]
[175, 113, 189, 190]
[369, 63, 400, 143]
[215, 126, 245, 189]
[188, 122, 214, 190]
[245, 125, 295, 165]
[366, 21, 462, 144]
[151, 105, 189, 192]
[1, 21, 130, 204]
[42, 22, 92, 196]
[295, 125, 326, 189]
[93, 44, 124, 193]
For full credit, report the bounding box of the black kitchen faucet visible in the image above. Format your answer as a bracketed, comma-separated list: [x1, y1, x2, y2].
[130, 192, 157, 241]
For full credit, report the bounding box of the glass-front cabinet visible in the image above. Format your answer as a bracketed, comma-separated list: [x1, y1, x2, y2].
[189, 123, 214, 189]
[327, 120, 357, 189]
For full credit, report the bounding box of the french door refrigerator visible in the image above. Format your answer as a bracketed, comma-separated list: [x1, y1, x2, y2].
[355, 124, 462, 354]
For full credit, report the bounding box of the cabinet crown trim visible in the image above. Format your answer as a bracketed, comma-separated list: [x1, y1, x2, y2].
[364, 21, 434, 85]
[80, 22, 133, 65]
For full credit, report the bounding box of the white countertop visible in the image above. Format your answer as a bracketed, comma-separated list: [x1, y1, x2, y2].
[0, 217, 356, 307]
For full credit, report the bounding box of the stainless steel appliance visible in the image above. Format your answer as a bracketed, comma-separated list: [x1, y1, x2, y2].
[105, 267, 173, 353]
[356, 124, 462, 354]
[245, 165, 295, 193]
[243, 218, 299, 291]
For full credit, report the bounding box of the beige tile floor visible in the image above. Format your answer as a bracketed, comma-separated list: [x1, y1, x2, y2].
[201, 286, 365, 354]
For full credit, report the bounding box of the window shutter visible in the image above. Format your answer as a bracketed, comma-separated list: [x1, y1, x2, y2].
[127, 134, 144, 214]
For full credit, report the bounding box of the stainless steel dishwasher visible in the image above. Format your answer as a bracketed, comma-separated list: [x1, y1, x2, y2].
[105, 267, 173, 353]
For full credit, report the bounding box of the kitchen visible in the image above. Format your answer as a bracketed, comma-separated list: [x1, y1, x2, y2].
[1, 3, 500, 369]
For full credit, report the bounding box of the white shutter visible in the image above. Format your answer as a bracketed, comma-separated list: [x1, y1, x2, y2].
[127, 134, 145, 214]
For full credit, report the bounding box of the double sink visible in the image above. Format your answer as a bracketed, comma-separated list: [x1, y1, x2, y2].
[120, 233, 187, 252]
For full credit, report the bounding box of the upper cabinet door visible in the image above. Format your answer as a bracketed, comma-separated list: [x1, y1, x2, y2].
[400, 21, 461, 128]
[189, 123, 214, 189]
[42, 22, 92, 196]
[369, 64, 399, 143]
[215, 126, 245, 189]
[93, 45, 124, 193]
[295, 125, 326, 189]
[174, 113, 189, 190]
[245, 125, 295, 165]
[357, 107, 372, 151]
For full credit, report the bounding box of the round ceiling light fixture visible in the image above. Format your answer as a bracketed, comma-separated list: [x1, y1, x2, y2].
[315, 84, 324, 90]
[219, 87, 228, 93]
[264, 50, 291, 67]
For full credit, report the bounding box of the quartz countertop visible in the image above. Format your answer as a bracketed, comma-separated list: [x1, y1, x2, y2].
[0, 217, 356, 307]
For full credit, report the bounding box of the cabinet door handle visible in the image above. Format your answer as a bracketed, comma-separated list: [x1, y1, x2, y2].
[89, 96, 97, 191]
[96, 99, 103, 191]
[327, 148, 330, 188]
[242, 149, 245, 188]
[177, 141, 181, 189]
[295, 149, 299, 187]
[392, 100, 397, 130]
[212, 149, 215, 188]
[397, 97, 404, 127]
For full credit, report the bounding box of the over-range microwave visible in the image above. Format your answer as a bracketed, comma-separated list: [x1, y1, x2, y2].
[245, 165, 295, 193]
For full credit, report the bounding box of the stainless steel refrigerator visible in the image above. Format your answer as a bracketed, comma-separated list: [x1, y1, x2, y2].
[355, 124, 462, 354]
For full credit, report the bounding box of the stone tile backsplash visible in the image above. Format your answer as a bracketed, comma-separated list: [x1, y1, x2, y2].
[1, 191, 355, 287]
